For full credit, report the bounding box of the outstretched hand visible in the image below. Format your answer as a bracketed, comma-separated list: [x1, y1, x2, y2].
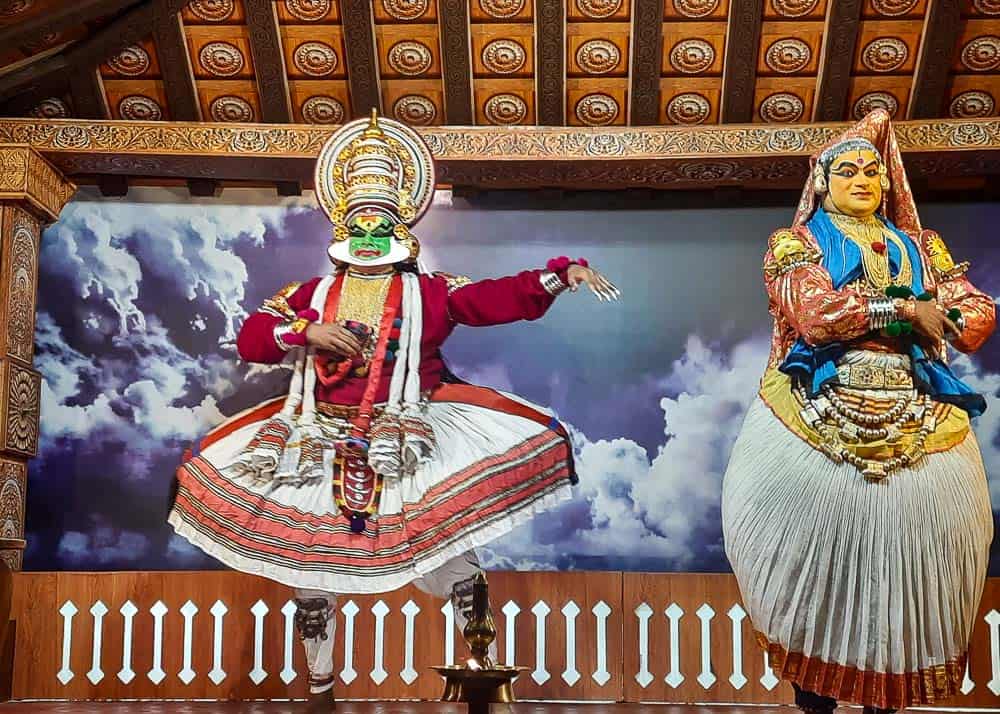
[566, 264, 621, 302]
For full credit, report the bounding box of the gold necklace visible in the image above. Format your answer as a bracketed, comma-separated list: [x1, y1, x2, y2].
[336, 272, 393, 361]
[828, 213, 912, 291]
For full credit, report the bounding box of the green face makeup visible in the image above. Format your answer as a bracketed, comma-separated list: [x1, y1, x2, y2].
[347, 215, 394, 261]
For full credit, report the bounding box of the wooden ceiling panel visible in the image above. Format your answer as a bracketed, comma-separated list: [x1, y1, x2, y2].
[276, 0, 340, 23]
[852, 19, 924, 74]
[847, 75, 912, 118]
[950, 19, 1000, 73]
[567, 22, 630, 77]
[279, 24, 347, 79]
[566, 77, 628, 124]
[756, 20, 823, 76]
[945, 73, 1000, 116]
[470, 0, 534, 21]
[288, 79, 351, 123]
[186, 24, 256, 80]
[567, 0, 632, 21]
[473, 77, 535, 124]
[471, 22, 535, 77]
[183, 0, 247, 24]
[382, 77, 445, 125]
[861, 0, 927, 19]
[195, 78, 261, 121]
[376, 23, 442, 78]
[373, 0, 439, 23]
[0, 0, 53, 27]
[100, 38, 161, 79]
[960, 0, 1000, 16]
[659, 77, 721, 123]
[762, 0, 827, 20]
[661, 21, 726, 76]
[664, 0, 730, 20]
[753, 75, 815, 121]
[104, 78, 169, 120]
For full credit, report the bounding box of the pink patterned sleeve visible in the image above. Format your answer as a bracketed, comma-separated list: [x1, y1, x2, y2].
[937, 276, 996, 354]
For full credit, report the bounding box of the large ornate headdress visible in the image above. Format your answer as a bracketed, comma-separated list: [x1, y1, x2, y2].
[314, 110, 436, 266]
[793, 108, 920, 235]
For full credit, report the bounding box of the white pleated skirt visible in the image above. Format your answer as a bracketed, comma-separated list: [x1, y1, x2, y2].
[722, 395, 993, 709]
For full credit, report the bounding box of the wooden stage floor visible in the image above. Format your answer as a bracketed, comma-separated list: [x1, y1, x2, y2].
[0, 704, 809, 713]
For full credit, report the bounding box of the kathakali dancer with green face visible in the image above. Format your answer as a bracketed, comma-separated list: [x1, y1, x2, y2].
[167, 112, 619, 707]
[722, 109, 995, 714]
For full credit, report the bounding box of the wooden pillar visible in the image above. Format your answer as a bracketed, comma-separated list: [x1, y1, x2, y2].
[0, 146, 75, 571]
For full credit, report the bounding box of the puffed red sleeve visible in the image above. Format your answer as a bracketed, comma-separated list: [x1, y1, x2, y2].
[938, 275, 996, 354]
[764, 228, 871, 347]
[236, 277, 321, 363]
[439, 267, 566, 326]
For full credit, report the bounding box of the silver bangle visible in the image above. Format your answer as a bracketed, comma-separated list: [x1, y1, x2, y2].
[540, 270, 568, 296]
[867, 296, 897, 331]
[273, 322, 296, 351]
[947, 313, 966, 341]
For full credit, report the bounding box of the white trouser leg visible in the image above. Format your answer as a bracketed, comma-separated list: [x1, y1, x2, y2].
[293, 589, 338, 694]
[414, 550, 499, 663]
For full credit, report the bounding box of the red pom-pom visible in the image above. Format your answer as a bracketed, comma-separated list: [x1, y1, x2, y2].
[297, 308, 320, 321]
[575, 257, 589, 267]
[283, 331, 307, 346]
[546, 256, 571, 272]
[871, 241, 886, 254]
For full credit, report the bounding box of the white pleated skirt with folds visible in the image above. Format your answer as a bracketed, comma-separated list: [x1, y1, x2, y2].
[722, 395, 993, 709]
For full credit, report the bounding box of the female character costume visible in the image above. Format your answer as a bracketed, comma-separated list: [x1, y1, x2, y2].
[722, 110, 995, 712]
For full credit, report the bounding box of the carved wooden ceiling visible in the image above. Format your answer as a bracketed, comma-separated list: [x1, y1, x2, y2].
[0, 0, 996, 131]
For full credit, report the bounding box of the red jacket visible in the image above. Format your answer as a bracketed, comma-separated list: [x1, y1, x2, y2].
[236, 269, 563, 405]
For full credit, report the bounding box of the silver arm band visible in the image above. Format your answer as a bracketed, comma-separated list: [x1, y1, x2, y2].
[273, 322, 296, 351]
[540, 270, 568, 296]
[946, 313, 966, 341]
[867, 296, 897, 331]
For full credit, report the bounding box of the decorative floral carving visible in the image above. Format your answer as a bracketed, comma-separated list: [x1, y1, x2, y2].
[949, 91, 995, 118]
[861, 38, 908, 72]
[575, 39, 620, 74]
[5, 366, 39, 455]
[382, 0, 429, 19]
[759, 92, 805, 122]
[478, 0, 525, 17]
[575, 94, 619, 126]
[388, 40, 433, 75]
[0, 477, 21, 539]
[109, 45, 151, 76]
[484, 94, 528, 125]
[302, 96, 345, 124]
[293, 41, 338, 76]
[972, 0, 1000, 13]
[870, 0, 918, 14]
[7, 216, 35, 362]
[666, 93, 711, 124]
[199, 41, 245, 76]
[119, 96, 163, 121]
[0, 0, 33, 15]
[483, 39, 527, 74]
[765, 38, 811, 73]
[285, 0, 332, 20]
[669, 39, 715, 74]
[961, 36, 1000, 72]
[210, 96, 254, 122]
[853, 91, 899, 119]
[29, 98, 68, 119]
[392, 95, 437, 125]
[187, 0, 236, 20]
[672, 0, 719, 17]
[771, 0, 820, 16]
[575, 0, 622, 17]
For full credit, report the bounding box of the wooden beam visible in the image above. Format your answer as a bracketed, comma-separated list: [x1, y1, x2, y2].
[438, 0, 474, 124]
[908, 0, 963, 119]
[0, 0, 142, 51]
[629, 0, 665, 125]
[97, 174, 130, 196]
[68, 66, 110, 119]
[244, 0, 293, 124]
[534, 0, 565, 125]
[813, 0, 864, 121]
[720, 0, 764, 122]
[187, 178, 221, 197]
[341, 0, 382, 117]
[152, 10, 201, 121]
[0, 0, 192, 106]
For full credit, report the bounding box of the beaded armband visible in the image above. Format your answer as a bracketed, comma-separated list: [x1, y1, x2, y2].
[260, 281, 302, 320]
[764, 229, 822, 278]
[867, 296, 897, 331]
[435, 272, 473, 295]
[273, 308, 318, 351]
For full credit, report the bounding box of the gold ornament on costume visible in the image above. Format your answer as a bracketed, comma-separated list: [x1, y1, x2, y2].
[922, 230, 969, 280]
[828, 213, 913, 291]
[314, 109, 435, 253]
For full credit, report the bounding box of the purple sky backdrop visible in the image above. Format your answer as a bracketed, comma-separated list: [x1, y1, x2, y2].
[24, 188, 1000, 574]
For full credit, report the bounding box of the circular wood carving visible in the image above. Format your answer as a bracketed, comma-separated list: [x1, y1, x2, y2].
[302, 96, 345, 124]
[666, 93, 711, 124]
[109, 45, 151, 76]
[483, 39, 527, 74]
[870, 0, 918, 15]
[388, 40, 432, 75]
[765, 38, 811, 73]
[293, 41, 338, 76]
[478, 0, 525, 16]
[770, 0, 820, 17]
[861, 37, 908, 72]
[949, 91, 995, 118]
[576, 39, 621, 74]
[853, 91, 899, 119]
[119, 96, 163, 121]
[393, 95, 437, 125]
[575, 0, 622, 17]
[285, 0, 332, 20]
[199, 41, 245, 77]
[575, 93, 619, 125]
[484, 94, 528, 125]
[759, 92, 805, 122]
[30, 98, 68, 119]
[382, 0, 429, 19]
[961, 36, 1000, 71]
[669, 39, 715, 74]
[210, 96, 254, 122]
[188, 0, 236, 20]
[672, 0, 719, 17]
